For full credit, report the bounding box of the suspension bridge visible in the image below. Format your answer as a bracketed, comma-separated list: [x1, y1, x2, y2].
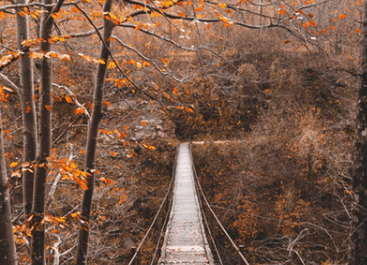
[128, 143, 249, 265]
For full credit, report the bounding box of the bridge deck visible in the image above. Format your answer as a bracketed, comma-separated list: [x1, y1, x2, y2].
[158, 143, 214, 264]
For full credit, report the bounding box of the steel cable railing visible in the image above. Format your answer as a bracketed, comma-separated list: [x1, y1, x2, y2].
[188, 144, 224, 265]
[190, 143, 251, 265]
[149, 187, 174, 265]
[127, 146, 178, 265]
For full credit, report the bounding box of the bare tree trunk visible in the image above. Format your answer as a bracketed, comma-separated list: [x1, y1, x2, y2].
[31, 1, 55, 264]
[75, 1, 114, 264]
[0, 110, 18, 265]
[16, 0, 38, 217]
[351, 2, 367, 264]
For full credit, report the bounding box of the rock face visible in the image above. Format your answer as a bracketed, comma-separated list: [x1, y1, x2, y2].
[106, 98, 170, 140]
[133, 118, 168, 140]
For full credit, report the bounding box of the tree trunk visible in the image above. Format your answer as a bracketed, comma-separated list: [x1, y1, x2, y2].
[0, 110, 18, 265]
[16, 0, 38, 217]
[351, 2, 367, 264]
[31, 1, 55, 264]
[75, 1, 114, 264]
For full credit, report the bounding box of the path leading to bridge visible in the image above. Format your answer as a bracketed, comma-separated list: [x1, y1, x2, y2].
[158, 143, 215, 265]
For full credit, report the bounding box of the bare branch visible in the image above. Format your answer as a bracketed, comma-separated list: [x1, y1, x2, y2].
[0, 73, 20, 96]
[0, 1, 77, 12]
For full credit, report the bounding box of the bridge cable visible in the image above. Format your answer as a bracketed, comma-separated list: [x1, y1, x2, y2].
[127, 146, 178, 265]
[149, 189, 173, 265]
[189, 144, 224, 265]
[190, 143, 251, 265]
[196, 176, 224, 265]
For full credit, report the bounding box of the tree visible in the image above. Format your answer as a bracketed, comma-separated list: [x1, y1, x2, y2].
[31, 0, 64, 264]
[0, 108, 17, 265]
[75, 0, 114, 264]
[351, 1, 367, 264]
[16, 0, 38, 217]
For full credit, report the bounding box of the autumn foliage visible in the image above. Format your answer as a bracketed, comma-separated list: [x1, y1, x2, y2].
[0, 0, 362, 263]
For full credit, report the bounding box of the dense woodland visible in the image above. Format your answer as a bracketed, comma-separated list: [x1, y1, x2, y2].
[0, 0, 366, 264]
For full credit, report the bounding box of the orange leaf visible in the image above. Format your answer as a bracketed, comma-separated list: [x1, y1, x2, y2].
[148, 145, 156, 150]
[71, 212, 81, 218]
[98, 59, 106, 64]
[178, 11, 185, 17]
[321, 29, 328, 34]
[65, 96, 73, 103]
[309, 21, 316, 27]
[356, 28, 361, 33]
[141, 121, 147, 126]
[283, 40, 291, 44]
[124, 125, 129, 131]
[302, 22, 309, 28]
[0, 12, 6, 19]
[79, 182, 88, 190]
[338, 14, 346, 19]
[279, 9, 286, 15]
[45, 105, 52, 111]
[291, 1, 297, 5]
[10, 161, 18, 168]
[25, 106, 31, 113]
[107, 61, 116, 69]
[18, 11, 27, 17]
[206, 24, 211, 30]
[185, 107, 194, 113]
[104, 101, 110, 106]
[74, 107, 84, 114]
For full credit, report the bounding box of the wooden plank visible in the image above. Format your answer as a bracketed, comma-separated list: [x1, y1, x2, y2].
[158, 143, 214, 264]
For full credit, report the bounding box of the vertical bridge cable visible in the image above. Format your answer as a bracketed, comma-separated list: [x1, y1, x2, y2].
[127, 146, 178, 265]
[190, 143, 251, 265]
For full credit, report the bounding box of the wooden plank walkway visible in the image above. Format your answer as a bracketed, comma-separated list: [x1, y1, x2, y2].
[158, 143, 214, 265]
